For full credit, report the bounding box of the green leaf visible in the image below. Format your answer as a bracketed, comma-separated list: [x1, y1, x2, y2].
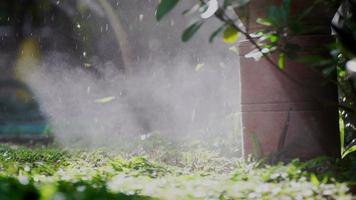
[342, 145, 356, 158]
[310, 174, 320, 186]
[256, 18, 272, 26]
[223, 25, 240, 43]
[182, 21, 204, 42]
[269, 34, 279, 43]
[156, 0, 180, 21]
[209, 24, 226, 43]
[321, 176, 329, 184]
[278, 53, 286, 70]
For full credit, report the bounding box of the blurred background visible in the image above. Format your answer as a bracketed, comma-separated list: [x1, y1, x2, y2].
[0, 0, 241, 155]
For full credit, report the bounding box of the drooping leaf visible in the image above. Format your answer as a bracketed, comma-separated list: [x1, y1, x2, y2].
[342, 145, 356, 158]
[209, 24, 226, 43]
[156, 0, 180, 21]
[223, 25, 240, 43]
[278, 53, 286, 70]
[182, 21, 204, 42]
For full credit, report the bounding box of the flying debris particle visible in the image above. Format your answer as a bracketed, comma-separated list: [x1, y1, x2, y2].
[228, 46, 238, 54]
[95, 96, 116, 104]
[77, 23, 81, 29]
[195, 63, 205, 71]
[83, 63, 91, 68]
[139, 14, 144, 22]
[191, 109, 196, 122]
[82, 52, 87, 57]
[219, 62, 226, 68]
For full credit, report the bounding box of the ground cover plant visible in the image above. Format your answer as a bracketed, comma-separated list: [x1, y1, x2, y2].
[0, 143, 355, 200]
[1, 1, 356, 199]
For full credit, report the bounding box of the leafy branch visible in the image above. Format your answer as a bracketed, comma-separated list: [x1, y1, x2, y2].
[156, 0, 352, 111]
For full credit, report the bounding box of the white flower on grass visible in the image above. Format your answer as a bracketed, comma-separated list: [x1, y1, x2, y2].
[18, 175, 29, 185]
[24, 165, 31, 172]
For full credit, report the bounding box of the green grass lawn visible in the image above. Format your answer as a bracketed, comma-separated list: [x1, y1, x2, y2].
[0, 142, 355, 200]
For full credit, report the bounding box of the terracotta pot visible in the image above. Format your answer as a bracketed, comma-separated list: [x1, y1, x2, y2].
[237, 1, 340, 160]
[239, 35, 339, 160]
[236, 0, 338, 33]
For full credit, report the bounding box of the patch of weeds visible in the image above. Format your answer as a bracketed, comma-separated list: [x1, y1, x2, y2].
[0, 144, 353, 199]
[111, 157, 171, 178]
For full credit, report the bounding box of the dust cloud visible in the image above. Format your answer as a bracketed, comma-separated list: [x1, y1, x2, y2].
[20, 0, 241, 155]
